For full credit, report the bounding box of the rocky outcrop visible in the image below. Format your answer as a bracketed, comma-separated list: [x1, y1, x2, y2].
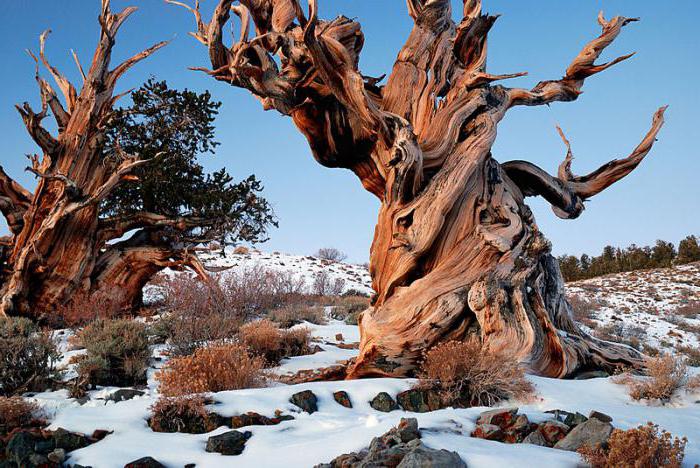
[471, 407, 615, 453]
[314, 418, 465, 468]
[2, 427, 98, 468]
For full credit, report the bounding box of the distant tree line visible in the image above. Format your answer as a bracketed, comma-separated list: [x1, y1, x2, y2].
[558, 235, 700, 282]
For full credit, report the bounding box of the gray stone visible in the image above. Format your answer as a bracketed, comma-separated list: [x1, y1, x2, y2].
[471, 423, 504, 441]
[333, 390, 352, 408]
[397, 444, 467, 468]
[523, 429, 549, 447]
[107, 389, 145, 403]
[588, 410, 613, 423]
[53, 427, 89, 451]
[48, 448, 66, 463]
[397, 388, 442, 413]
[123, 456, 166, 468]
[290, 390, 318, 414]
[370, 392, 398, 412]
[205, 430, 252, 456]
[554, 418, 613, 452]
[539, 419, 570, 445]
[563, 412, 588, 427]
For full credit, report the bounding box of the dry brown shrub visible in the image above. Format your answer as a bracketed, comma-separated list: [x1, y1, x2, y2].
[0, 396, 42, 434]
[238, 319, 312, 365]
[268, 305, 326, 328]
[418, 338, 534, 407]
[156, 343, 265, 396]
[53, 290, 127, 328]
[568, 294, 597, 326]
[149, 396, 216, 433]
[233, 245, 250, 255]
[579, 422, 687, 468]
[158, 275, 244, 356]
[675, 300, 700, 319]
[676, 345, 700, 367]
[615, 354, 700, 402]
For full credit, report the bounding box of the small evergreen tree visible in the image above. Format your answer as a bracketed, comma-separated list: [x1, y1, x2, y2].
[102, 78, 277, 251]
[677, 235, 700, 265]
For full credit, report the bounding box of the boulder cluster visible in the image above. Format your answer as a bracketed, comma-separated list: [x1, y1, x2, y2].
[1, 427, 106, 468]
[471, 407, 614, 452]
[315, 418, 465, 468]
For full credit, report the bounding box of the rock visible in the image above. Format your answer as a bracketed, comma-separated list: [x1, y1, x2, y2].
[107, 389, 145, 403]
[564, 412, 588, 428]
[34, 438, 56, 453]
[539, 420, 570, 445]
[48, 448, 66, 463]
[91, 429, 112, 441]
[503, 414, 533, 443]
[6, 431, 38, 464]
[289, 390, 318, 414]
[315, 419, 463, 468]
[476, 408, 518, 428]
[205, 430, 252, 456]
[554, 418, 613, 452]
[53, 427, 89, 451]
[471, 423, 504, 441]
[394, 418, 421, 443]
[333, 391, 352, 408]
[523, 429, 549, 447]
[396, 444, 467, 468]
[230, 411, 293, 428]
[397, 388, 442, 413]
[123, 456, 166, 468]
[370, 392, 398, 412]
[545, 409, 572, 422]
[28, 453, 51, 466]
[588, 410, 613, 423]
[335, 333, 344, 341]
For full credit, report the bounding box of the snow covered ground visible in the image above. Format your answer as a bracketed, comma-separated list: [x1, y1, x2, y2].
[31, 315, 700, 467]
[21, 257, 700, 466]
[567, 262, 700, 350]
[143, 247, 373, 303]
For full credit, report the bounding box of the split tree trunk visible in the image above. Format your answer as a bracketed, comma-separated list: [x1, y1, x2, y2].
[179, 0, 667, 378]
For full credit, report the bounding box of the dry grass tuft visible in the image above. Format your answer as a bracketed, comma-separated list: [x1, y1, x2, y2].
[156, 343, 266, 397]
[614, 354, 700, 402]
[579, 422, 687, 468]
[268, 305, 326, 328]
[238, 319, 312, 365]
[149, 396, 216, 433]
[418, 337, 534, 407]
[0, 396, 42, 434]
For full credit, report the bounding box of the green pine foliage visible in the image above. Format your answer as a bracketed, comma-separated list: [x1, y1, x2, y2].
[101, 78, 276, 249]
[559, 235, 700, 281]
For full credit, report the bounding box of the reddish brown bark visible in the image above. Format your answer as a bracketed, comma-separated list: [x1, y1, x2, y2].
[176, 0, 665, 378]
[0, 1, 205, 318]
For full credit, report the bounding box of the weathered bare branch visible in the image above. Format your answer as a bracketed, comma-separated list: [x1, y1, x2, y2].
[38, 30, 78, 112]
[503, 106, 666, 218]
[507, 13, 638, 108]
[0, 166, 32, 235]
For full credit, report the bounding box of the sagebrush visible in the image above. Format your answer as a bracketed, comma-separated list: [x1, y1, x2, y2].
[0, 317, 58, 396]
[149, 396, 216, 433]
[238, 319, 312, 366]
[614, 354, 700, 402]
[73, 319, 150, 387]
[0, 396, 42, 435]
[156, 343, 265, 396]
[418, 338, 534, 407]
[579, 422, 687, 468]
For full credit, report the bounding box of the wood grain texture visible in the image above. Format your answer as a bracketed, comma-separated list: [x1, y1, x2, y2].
[175, 0, 667, 378]
[0, 1, 207, 318]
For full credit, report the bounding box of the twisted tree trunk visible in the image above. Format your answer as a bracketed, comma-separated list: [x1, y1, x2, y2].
[178, 0, 664, 378]
[0, 1, 211, 319]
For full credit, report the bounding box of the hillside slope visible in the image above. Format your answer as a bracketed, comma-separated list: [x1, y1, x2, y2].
[566, 262, 700, 351]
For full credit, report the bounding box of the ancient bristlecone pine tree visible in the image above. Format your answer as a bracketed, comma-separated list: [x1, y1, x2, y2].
[190, 0, 662, 378]
[0, 1, 249, 318]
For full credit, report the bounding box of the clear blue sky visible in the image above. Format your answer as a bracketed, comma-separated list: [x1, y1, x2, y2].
[0, 1, 698, 263]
